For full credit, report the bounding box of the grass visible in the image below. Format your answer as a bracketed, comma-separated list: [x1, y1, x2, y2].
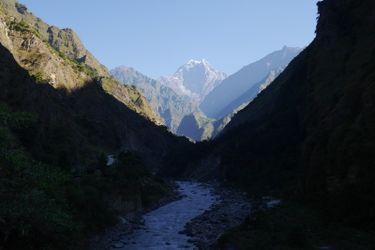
[7, 19, 42, 39]
[31, 71, 50, 84]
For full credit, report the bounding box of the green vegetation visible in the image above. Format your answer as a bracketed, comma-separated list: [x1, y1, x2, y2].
[9, 20, 29, 32]
[219, 203, 375, 250]
[0, 103, 172, 250]
[31, 71, 50, 84]
[105, 152, 172, 208]
[43, 40, 99, 79]
[7, 19, 41, 39]
[0, 104, 79, 249]
[74, 62, 99, 78]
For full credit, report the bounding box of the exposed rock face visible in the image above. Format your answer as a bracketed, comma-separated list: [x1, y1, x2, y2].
[111, 66, 196, 132]
[200, 47, 302, 119]
[46, 26, 108, 77]
[1, 1, 108, 77]
[159, 59, 226, 103]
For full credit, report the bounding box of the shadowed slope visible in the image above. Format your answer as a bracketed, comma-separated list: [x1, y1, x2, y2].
[0, 41, 188, 169]
[209, 0, 375, 230]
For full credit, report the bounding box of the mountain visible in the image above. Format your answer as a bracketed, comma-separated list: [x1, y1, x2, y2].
[176, 50, 300, 141]
[111, 66, 197, 132]
[215, 68, 284, 119]
[0, 0, 187, 169]
[1, 0, 108, 77]
[176, 111, 215, 141]
[0, 1, 163, 125]
[159, 59, 226, 103]
[195, 0, 375, 231]
[200, 46, 302, 119]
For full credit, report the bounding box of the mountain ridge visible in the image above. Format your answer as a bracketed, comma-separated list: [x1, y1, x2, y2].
[111, 65, 197, 132]
[200, 46, 302, 119]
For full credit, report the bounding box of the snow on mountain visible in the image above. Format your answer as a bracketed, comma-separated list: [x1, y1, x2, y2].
[159, 59, 226, 103]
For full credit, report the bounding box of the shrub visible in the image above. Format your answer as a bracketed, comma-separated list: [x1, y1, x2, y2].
[31, 72, 49, 84]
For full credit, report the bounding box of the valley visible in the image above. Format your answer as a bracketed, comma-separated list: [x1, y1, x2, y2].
[0, 0, 375, 249]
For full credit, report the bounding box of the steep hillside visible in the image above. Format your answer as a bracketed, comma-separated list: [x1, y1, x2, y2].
[1, 0, 108, 77]
[216, 68, 284, 119]
[200, 47, 301, 119]
[111, 66, 196, 131]
[0, 0, 188, 168]
[0, 0, 161, 124]
[210, 0, 375, 230]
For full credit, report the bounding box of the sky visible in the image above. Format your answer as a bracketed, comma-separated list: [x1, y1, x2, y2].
[19, 0, 319, 78]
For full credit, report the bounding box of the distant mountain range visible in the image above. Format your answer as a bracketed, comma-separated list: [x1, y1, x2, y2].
[175, 47, 302, 141]
[112, 48, 302, 141]
[111, 59, 226, 135]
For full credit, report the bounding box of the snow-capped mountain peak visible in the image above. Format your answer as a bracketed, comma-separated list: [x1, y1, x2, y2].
[159, 59, 226, 103]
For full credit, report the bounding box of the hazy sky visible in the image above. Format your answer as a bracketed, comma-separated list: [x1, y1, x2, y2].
[19, 0, 319, 77]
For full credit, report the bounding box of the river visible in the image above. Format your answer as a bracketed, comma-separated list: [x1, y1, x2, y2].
[111, 181, 218, 249]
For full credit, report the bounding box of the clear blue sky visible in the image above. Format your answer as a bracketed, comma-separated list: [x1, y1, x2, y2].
[19, 0, 319, 77]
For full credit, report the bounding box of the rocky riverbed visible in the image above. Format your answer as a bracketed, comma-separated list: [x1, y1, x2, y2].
[183, 186, 251, 249]
[90, 181, 251, 249]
